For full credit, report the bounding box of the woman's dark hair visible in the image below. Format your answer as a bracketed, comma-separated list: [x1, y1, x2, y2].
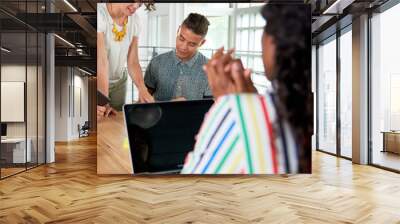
[261, 4, 313, 172]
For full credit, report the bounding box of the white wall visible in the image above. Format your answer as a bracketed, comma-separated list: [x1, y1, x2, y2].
[1, 66, 26, 128]
[78, 75, 89, 123]
[55, 66, 69, 141]
[1, 64, 46, 164]
[1, 82, 25, 122]
[54, 67, 89, 141]
[72, 74, 89, 138]
[1, 65, 26, 139]
[1, 65, 33, 137]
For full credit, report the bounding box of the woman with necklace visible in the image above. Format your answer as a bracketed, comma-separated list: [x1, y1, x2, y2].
[97, 3, 154, 118]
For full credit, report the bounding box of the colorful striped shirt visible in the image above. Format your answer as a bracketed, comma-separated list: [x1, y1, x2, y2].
[180, 93, 299, 174]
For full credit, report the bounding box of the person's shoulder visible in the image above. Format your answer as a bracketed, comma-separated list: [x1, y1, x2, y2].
[219, 93, 263, 101]
[211, 94, 237, 109]
[223, 93, 277, 130]
[233, 93, 279, 124]
[238, 93, 274, 106]
[128, 13, 141, 37]
[97, 4, 110, 33]
[219, 93, 274, 111]
[151, 50, 174, 63]
[97, 3, 107, 16]
[130, 13, 140, 25]
[197, 52, 209, 63]
[97, 3, 106, 10]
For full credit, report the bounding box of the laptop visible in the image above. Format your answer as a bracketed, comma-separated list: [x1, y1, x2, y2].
[123, 99, 214, 174]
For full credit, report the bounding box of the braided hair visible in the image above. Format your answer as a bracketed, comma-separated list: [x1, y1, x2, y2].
[261, 3, 313, 172]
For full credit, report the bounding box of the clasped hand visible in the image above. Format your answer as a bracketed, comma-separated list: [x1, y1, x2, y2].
[203, 47, 257, 98]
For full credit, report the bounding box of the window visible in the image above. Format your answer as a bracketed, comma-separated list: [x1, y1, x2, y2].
[339, 28, 352, 158]
[155, 15, 169, 48]
[390, 75, 400, 130]
[0, 0, 46, 179]
[194, 3, 230, 9]
[317, 36, 337, 154]
[135, 3, 270, 100]
[201, 16, 229, 52]
[184, 3, 232, 58]
[237, 3, 265, 9]
[234, 5, 270, 93]
[312, 45, 317, 151]
[370, 3, 400, 171]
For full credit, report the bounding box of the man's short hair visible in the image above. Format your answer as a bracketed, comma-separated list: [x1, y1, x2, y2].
[181, 13, 210, 37]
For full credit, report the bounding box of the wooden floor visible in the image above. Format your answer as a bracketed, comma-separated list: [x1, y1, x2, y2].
[1, 135, 400, 223]
[1, 163, 45, 178]
[372, 150, 400, 171]
[1, 167, 26, 178]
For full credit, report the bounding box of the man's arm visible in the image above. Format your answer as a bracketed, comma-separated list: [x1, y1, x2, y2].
[144, 58, 156, 95]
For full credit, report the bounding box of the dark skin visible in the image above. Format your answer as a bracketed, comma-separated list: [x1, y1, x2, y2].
[203, 31, 275, 97]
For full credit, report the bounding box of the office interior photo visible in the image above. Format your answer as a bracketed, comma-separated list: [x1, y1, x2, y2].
[1, 0, 400, 223]
[0, 0, 97, 180]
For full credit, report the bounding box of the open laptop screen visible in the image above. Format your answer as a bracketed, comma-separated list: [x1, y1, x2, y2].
[124, 99, 214, 173]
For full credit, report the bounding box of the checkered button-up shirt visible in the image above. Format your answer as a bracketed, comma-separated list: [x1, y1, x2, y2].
[144, 50, 212, 101]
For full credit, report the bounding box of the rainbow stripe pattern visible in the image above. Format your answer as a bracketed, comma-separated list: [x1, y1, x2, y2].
[181, 93, 299, 174]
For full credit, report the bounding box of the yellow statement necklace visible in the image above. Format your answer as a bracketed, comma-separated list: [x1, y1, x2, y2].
[112, 18, 127, 42]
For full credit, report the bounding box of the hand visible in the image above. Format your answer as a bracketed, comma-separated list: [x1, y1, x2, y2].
[138, 88, 155, 103]
[226, 59, 257, 93]
[204, 47, 257, 98]
[97, 104, 117, 120]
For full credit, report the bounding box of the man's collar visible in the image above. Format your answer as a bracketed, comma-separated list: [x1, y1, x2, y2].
[173, 49, 199, 67]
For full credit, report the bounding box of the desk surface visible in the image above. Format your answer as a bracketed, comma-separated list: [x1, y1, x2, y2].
[97, 112, 133, 174]
[381, 131, 400, 134]
[1, 138, 28, 143]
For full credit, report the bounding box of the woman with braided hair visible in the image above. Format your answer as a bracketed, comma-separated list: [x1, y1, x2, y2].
[181, 4, 312, 174]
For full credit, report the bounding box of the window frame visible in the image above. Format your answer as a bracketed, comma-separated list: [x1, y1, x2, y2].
[368, 0, 400, 173]
[315, 22, 353, 161]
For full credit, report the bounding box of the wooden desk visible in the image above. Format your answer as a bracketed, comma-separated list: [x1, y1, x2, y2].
[382, 131, 400, 154]
[1, 138, 32, 164]
[97, 112, 133, 174]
